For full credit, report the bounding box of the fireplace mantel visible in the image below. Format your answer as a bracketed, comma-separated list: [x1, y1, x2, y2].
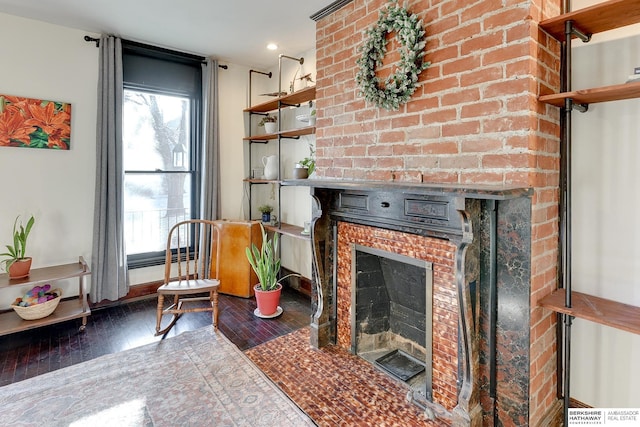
[284, 179, 532, 200]
[301, 179, 533, 426]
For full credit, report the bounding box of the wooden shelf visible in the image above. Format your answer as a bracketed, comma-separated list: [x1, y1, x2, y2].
[244, 86, 316, 113]
[540, 0, 640, 41]
[0, 299, 90, 337]
[264, 223, 311, 241]
[539, 80, 640, 107]
[0, 258, 90, 288]
[243, 178, 279, 184]
[539, 289, 640, 335]
[243, 126, 315, 142]
[244, 178, 315, 185]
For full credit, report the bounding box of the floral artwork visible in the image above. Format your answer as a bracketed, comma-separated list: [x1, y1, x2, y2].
[0, 94, 71, 150]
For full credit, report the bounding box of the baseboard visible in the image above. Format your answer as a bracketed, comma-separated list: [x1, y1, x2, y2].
[537, 399, 564, 427]
[535, 397, 591, 426]
[570, 398, 592, 408]
[91, 280, 162, 309]
[281, 267, 312, 297]
[91, 272, 311, 311]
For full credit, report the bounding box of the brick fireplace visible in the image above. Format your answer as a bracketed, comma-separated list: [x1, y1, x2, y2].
[302, 181, 534, 425]
[309, 0, 563, 425]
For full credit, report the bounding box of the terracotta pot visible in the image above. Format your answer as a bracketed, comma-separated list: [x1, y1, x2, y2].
[254, 283, 282, 316]
[9, 257, 32, 279]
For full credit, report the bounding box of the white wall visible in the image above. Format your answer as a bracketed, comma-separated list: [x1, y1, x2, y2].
[0, 13, 98, 306]
[571, 32, 640, 406]
[219, 63, 253, 220]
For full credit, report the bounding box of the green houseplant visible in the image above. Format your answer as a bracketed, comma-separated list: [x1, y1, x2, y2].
[258, 204, 273, 223]
[1, 215, 35, 279]
[295, 143, 315, 178]
[245, 224, 297, 317]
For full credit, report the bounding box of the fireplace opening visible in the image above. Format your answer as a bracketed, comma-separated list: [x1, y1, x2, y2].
[351, 244, 433, 401]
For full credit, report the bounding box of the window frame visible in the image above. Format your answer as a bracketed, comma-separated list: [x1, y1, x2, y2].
[121, 42, 204, 269]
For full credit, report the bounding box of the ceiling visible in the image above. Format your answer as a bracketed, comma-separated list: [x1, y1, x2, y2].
[0, 0, 334, 69]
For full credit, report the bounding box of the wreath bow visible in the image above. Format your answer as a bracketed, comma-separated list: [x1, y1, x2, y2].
[355, 0, 430, 110]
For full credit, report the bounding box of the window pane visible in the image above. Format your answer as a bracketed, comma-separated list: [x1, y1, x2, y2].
[123, 90, 191, 171]
[124, 173, 192, 255]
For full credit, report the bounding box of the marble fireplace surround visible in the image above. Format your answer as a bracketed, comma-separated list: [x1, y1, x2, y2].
[299, 180, 533, 426]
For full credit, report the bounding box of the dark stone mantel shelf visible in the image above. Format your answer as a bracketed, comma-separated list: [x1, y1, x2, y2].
[283, 179, 532, 201]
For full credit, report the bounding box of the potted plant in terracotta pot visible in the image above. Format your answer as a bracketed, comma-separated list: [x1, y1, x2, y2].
[245, 224, 297, 317]
[258, 114, 278, 134]
[1, 215, 35, 279]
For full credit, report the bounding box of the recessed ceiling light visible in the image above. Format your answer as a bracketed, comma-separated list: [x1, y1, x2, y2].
[267, 43, 278, 51]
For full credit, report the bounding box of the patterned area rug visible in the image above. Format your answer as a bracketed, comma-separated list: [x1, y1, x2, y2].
[245, 327, 449, 426]
[0, 327, 314, 426]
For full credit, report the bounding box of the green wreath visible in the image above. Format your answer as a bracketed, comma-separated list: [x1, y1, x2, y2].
[355, 0, 430, 111]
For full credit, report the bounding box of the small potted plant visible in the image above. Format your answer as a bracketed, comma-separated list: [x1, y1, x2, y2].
[258, 204, 273, 223]
[245, 224, 298, 317]
[293, 144, 315, 179]
[258, 114, 278, 134]
[1, 215, 35, 279]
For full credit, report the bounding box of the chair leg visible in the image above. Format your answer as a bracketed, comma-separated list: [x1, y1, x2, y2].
[155, 294, 165, 335]
[155, 293, 181, 336]
[211, 290, 219, 331]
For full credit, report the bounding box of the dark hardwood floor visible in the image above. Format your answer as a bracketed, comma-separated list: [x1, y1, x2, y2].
[0, 287, 311, 387]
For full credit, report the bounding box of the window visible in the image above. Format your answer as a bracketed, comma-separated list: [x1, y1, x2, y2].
[122, 42, 203, 268]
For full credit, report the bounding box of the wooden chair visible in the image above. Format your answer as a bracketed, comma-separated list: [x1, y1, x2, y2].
[155, 219, 221, 336]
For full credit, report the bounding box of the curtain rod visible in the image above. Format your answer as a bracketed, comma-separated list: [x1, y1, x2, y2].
[83, 35, 227, 69]
[84, 35, 100, 47]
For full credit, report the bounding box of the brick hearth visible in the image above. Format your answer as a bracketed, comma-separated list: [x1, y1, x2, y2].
[337, 222, 459, 411]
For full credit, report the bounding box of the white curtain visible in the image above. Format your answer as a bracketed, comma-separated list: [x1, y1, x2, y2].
[91, 35, 128, 303]
[201, 58, 221, 220]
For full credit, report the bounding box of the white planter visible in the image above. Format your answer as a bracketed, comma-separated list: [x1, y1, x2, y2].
[264, 122, 278, 134]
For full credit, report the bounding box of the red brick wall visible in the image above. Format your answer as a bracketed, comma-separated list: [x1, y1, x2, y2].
[336, 222, 459, 411]
[315, 0, 562, 424]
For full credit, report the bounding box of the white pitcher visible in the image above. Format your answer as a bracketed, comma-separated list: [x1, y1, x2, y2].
[262, 155, 278, 180]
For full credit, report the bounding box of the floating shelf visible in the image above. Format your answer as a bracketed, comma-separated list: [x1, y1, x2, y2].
[539, 0, 640, 41]
[243, 178, 279, 184]
[244, 86, 316, 113]
[243, 126, 315, 142]
[539, 289, 640, 336]
[539, 81, 640, 107]
[264, 222, 311, 241]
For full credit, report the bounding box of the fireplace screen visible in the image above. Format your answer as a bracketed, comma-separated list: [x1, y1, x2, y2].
[351, 244, 433, 401]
